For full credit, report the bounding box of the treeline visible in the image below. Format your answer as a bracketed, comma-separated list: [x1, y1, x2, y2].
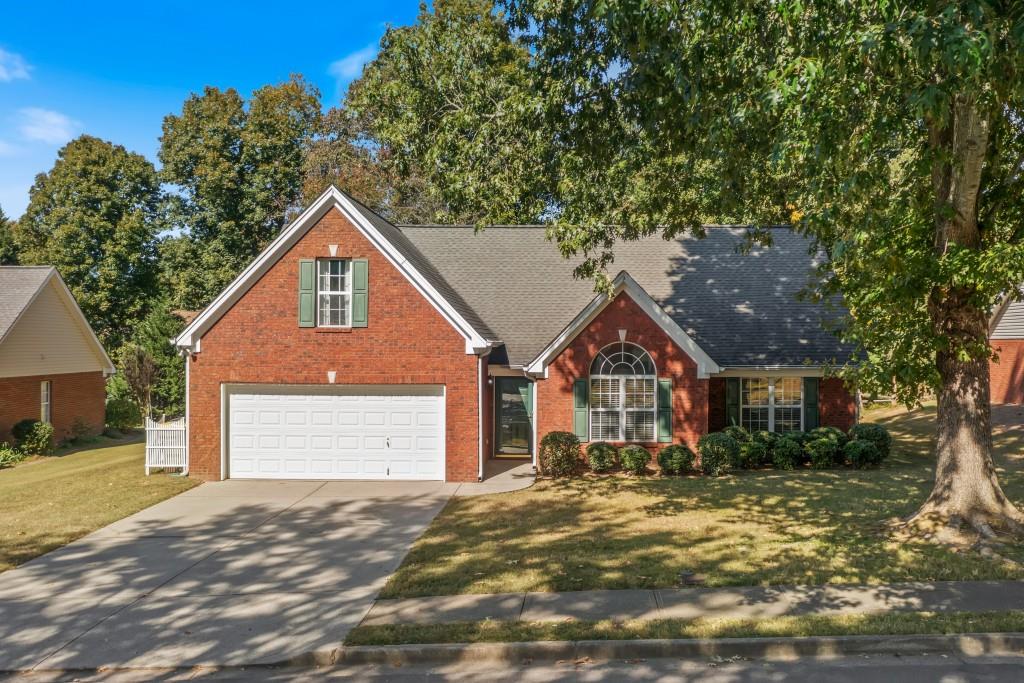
[0, 1, 547, 419]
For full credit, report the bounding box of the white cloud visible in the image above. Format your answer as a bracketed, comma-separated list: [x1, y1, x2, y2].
[0, 48, 30, 82]
[0, 140, 17, 157]
[329, 43, 379, 93]
[18, 108, 80, 145]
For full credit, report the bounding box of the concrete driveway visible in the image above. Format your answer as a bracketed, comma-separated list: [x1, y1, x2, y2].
[0, 479, 455, 672]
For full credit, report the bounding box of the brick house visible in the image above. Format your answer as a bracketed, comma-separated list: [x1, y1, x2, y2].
[174, 187, 858, 482]
[990, 294, 1024, 404]
[0, 267, 114, 443]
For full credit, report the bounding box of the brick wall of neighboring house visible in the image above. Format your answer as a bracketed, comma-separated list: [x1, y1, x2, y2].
[990, 340, 1024, 405]
[706, 376, 855, 433]
[0, 371, 105, 444]
[187, 206, 480, 482]
[535, 292, 709, 453]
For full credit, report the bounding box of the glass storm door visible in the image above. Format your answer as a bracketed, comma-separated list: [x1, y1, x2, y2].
[495, 377, 533, 456]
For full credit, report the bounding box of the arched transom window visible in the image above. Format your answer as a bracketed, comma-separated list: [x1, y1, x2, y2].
[590, 342, 657, 442]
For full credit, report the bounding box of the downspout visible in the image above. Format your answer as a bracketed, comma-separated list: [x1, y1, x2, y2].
[183, 351, 190, 476]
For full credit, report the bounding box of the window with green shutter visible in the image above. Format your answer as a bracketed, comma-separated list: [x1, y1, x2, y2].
[573, 379, 589, 441]
[298, 259, 315, 327]
[657, 378, 672, 442]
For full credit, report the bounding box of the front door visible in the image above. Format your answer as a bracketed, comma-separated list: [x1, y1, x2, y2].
[494, 377, 533, 457]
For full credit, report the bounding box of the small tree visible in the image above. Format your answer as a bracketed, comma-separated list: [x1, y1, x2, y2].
[119, 344, 158, 419]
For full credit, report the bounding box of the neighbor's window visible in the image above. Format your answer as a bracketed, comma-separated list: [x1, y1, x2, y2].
[741, 377, 803, 433]
[317, 259, 351, 327]
[590, 342, 657, 442]
[40, 381, 51, 424]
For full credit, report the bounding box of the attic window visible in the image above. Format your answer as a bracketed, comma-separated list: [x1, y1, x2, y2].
[317, 259, 351, 327]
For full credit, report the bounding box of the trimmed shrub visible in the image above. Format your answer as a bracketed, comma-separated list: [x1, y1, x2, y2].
[808, 426, 848, 446]
[657, 444, 696, 475]
[752, 430, 779, 448]
[698, 432, 738, 477]
[722, 425, 751, 443]
[586, 442, 618, 473]
[783, 430, 809, 446]
[772, 436, 802, 470]
[106, 398, 141, 432]
[18, 421, 54, 456]
[738, 440, 769, 469]
[539, 431, 582, 477]
[844, 439, 883, 468]
[620, 445, 652, 475]
[805, 437, 839, 469]
[849, 423, 892, 460]
[11, 419, 38, 444]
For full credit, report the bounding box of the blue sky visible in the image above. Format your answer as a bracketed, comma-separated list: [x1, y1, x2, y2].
[0, 1, 422, 218]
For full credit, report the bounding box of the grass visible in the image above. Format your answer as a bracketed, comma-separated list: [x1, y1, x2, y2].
[0, 437, 197, 571]
[380, 404, 1024, 598]
[346, 611, 1024, 646]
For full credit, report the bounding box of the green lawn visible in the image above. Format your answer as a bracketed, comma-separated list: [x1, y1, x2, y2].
[380, 405, 1024, 598]
[0, 437, 197, 571]
[346, 611, 1024, 646]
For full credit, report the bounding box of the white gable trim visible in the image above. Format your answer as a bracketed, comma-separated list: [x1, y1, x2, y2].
[525, 271, 721, 378]
[174, 186, 492, 353]
[0, 268, 116, 376]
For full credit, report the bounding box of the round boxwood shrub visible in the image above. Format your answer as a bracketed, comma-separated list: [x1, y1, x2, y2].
[586, 441, 618, 473]
[783, 430, 809, 446]
[772, 436, 802, 470]
[805, 437, 839, 469]
[106, 398, 142, 432]
[808, 426, 848, 446]
[620, 445, 652, 475]
[722, 425, 751, 443]
[11, 419, 38, 444]
[738, 440, 769, 469]
[657, 444, 696, 475]
[844, 439, 883, 468]
[539, 431, 582, 477]
[698, 432, 738, 477]
[17, 421, 54, 456]
[848, 423, 892, 460]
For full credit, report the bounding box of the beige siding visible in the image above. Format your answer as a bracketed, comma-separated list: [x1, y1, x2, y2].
[993, 300, 1024, 340]
[0, 281, 107, 378]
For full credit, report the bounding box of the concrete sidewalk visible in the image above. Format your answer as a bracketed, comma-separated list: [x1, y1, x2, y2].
[361, 581, 1024, 626]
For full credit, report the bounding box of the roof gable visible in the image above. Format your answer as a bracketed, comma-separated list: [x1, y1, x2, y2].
[174, 187, 497, 353]
[525, 272, 720, 377]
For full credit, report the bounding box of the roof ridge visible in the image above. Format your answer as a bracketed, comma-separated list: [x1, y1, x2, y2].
[397, 223, 794, 230]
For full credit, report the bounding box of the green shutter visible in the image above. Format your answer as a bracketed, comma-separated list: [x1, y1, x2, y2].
[725, 378, 740, 426]
[657, 378, 673, 442]
[573, 379, 589, 441]
[803, 377, 820, 430]
[298, 259, 315, 327]
[352, 258, 368, 327]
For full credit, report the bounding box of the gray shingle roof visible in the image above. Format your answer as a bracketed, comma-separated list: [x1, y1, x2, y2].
[344, 195, 499, 341]
[399, 226, 853, 367]
[0, 266, 54, 342]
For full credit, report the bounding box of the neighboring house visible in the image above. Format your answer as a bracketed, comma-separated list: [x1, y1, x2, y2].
[174, 187, 857, 482]
[990, 294, 1024, 404]
[0, 267, 115, 443]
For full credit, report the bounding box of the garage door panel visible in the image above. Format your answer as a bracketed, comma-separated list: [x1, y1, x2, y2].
[228, 387, 444, 480]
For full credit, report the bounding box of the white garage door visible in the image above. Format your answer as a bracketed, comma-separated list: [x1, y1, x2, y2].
[227, 385, 445, 480]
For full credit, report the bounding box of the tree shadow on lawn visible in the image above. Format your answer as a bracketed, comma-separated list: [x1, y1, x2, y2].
[383, 411, 1024, 599]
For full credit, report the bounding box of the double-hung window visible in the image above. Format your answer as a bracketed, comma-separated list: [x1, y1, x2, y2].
[740, 377, 803, 433]
[589, 342, 657, 442]
[317, 259, 351, 327]
[40, 381, 51, 424]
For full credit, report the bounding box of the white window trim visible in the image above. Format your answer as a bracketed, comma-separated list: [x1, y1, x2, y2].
[40, 380, 51, 424]
[316, 258, 353, 329]
[740, 377, 803, 433]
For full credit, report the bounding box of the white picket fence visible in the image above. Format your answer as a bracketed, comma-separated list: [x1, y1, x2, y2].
[145, 417, 187, 475]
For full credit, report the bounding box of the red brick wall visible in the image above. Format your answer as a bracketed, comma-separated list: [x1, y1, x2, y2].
[535, 292, 709, 452]
[705, 376, 855, 433]
[990, 340, 1024, 405]
[187, 206, 480, 481]
[0, 371, 105, 443]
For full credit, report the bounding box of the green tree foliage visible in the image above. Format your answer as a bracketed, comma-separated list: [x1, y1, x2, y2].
[160, 75, 321, 308]
[311, 0, 550, 224]
[16, 135, 160, 349]
[509, 1, 1024, 535]
[0, 204, 17, 265]
[133, 300, 186, 417]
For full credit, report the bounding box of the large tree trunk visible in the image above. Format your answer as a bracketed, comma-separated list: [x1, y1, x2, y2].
[905, 96, 1024, 540]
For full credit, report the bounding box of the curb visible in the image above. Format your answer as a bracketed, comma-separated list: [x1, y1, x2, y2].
[333, 632, 1024, 666]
